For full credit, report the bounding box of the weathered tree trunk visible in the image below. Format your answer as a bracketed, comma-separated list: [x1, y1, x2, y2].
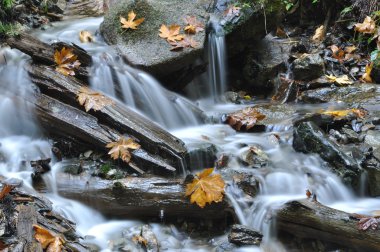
[276, 199, 380, 252]
[34, 93, 176, 174]
[56, 172, 234, 220]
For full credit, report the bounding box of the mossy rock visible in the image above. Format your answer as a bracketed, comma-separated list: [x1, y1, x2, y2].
[100, 0, 211, 84]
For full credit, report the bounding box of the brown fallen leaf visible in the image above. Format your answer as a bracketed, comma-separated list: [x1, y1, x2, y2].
[159, 24, 184, 42]
[106, 136, 141, 163]
[362, 63, 373, 83]
[352, 108, 368, 119]
[355, 16, 376, 34]
[77, 87, 114, 112]
[79, 30, 94, 43]
[329, 45, 345, 62]
[169, 35, 199, 51]
[276, 27, 287, 38]
[226, 108, 266, 131]
[120, 11, 145, 30]
[325, 74, 353, 85]
[358, 217, 379, 231]
[0, 184, 12, 200]
[54, 47, 81, 76]
[306, 189, 312, 198]
[132, 235, 148, 247]
[312, 25, 325, 43]
[33, 225, 64, 251]
[184, 16, 204, 34]
[345, 45, 357, 54]
[185, 168, 225, 208]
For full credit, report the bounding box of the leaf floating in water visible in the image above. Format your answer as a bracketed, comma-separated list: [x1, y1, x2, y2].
[226, 108, 266, 131]
[79, 30, 94, 43]
[120, 11, 145, 30]
[185, 168, 225, 208]
[33, 225, 64, 251]
[106, 136, 141, 163]
[77, 87, 114, 112]
[54, 47, 81, 76]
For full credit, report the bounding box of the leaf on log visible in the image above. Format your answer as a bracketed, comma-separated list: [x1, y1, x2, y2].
[77, 87, 114, 112]
[226, 108, 266, 131]
[159, 24, 184, 42]
[183, 16, 204, 34]
[185, 168, 225, 208]
[54, 47, 81, 76]
[33, 224, 64, 251]
[0, 184, 12, 200]
[358, 217, 379, 231]
[120, 11, 145, 30]
[106, 136, 141, 163]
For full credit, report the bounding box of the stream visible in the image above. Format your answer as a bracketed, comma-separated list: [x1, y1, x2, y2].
[1, 16, 380, 251]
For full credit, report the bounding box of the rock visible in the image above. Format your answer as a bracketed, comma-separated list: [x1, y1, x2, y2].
[363, 156, 380, 196]
[187, 142, 218, 170]
[299, 84, 379, 105]
[228, 224, 263, 246]
[100, 0, 210, 89]
[141, 224, 159, 252]
[291, 53, 324, 81]
[364, 130, 380, 149]
[293, 121, 362, 189]
[242, 34, 294, 91]
[232, 172, 260, 197]
[0, 210, 5, 237]
[272, 76, 298, 103]
[30, 158, 51, 181]
[61, 0, 105, 17]
[239, 146, 268, 168]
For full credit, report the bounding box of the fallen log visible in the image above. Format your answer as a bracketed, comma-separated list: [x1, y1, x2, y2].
[276, 199, 380, 251]
[56, 172, 234, 220]
[29, 64, 187, 172]
[34, 93, 176, 174]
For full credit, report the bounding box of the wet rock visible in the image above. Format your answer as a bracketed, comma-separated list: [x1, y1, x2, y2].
[242, 34, 293, 91]
[30, 158, 51, 181]
[239, 146, 268, 168]
[293, 121, 362, 189]
[228, 224, 263, 246]
[272, 76, 298, 103]
[364, 130, 380, 149]
[60, 0, 105, 17]
[291, 53, 324, 81]
[363, 156, 380, 196]
[100, 0, 210, 89]
[141, 224, 159, 252]
[232, 172, 260, 197]
[187, 142, 218, 170]
[299, 84, 379, 105]
[0, 210, 5, 236]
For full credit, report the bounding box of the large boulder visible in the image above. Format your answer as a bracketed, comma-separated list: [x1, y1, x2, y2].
[100, 0, 211, 89]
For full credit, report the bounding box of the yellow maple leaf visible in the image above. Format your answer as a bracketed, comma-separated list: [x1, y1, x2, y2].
[77, 87, 114, 112]
[106, 137, 141, 163]
[120, 11, 145, 30]
[362, 63, 373, 83]
[185, 168, 225, 208]
[54, 47, 81, 76]
[325, 74, 353, 85]
[320, 108, 367, 119]
[354, 16, 376, 34]
[159, 24, 184, 42]
[79, 30, 94, 43]
[33, 225, 64, 252]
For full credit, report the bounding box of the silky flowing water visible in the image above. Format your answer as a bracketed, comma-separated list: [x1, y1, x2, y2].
[1, 17, 379, 251]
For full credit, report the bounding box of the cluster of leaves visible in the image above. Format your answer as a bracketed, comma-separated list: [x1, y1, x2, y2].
[33, 225, 64, 252]
[226, 108, 266, 131]
[77, 87, 114, 112]
[159, 16, 204, 51]
[54, 47, 81, 76]
[185, 168, 225, 208]
[106, 136, 141, 163]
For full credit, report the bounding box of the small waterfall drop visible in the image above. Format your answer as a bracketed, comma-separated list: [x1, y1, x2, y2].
[90, 54, 203, 129]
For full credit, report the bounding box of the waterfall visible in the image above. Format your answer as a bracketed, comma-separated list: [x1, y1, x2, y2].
[90, 54, 203, 129]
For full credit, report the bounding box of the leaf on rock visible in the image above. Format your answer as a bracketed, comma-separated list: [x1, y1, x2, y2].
[54, 47, 81, 76]
[79, 30, 94, 43]
[226, 108, 266, 131]
[312, 25, 325, 43]
[0, 184, 12, 200]
[224, 5, 241, 17]
[169, 36, 200, 51]
[159, 24, 184, 42]
[329, 45, 345, 62]
[33, 225, 64, 251]
[77, 87, 114, 112]
[362, 63, 373, 83]
[325, 74, 353, 85]
[352, 108, 368, 119]
[320, 108, 367, 119]
[184, 16, 204, 34]
[132, 235, 148, 247]
[106, 136, 141, 163]
[358, 217, 379, 231]
[355, 16, 376, 34]
[120, 11, 145, 30]
[185, 168, 225, 208]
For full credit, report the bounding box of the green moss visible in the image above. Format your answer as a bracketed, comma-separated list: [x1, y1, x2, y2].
[100, 163, 112, 174]
[0, 22, 20, 37]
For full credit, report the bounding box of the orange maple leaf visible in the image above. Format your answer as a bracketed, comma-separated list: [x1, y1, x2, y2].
[54, 47, 81, 76]
[185, 168, 225, 208]
[33, 225, 64, 251]
[169, 36, 199, 51]
[120, 11, 145, 30]
[159, 24, 184, 42]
